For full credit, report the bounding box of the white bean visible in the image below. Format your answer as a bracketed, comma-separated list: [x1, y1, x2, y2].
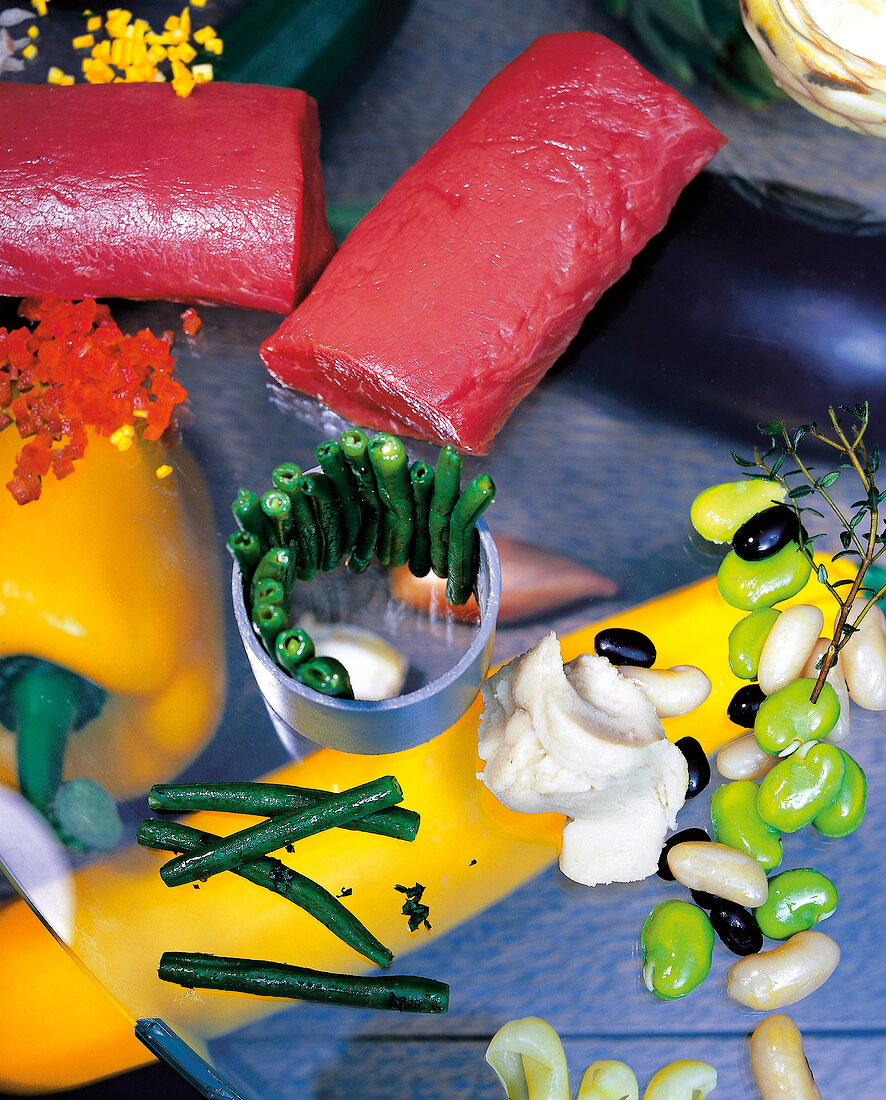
[801, 639, 850, 743]
[642, 1060, 718, 1099]
[757, 605, 823, 696]
[667, 840, 768, 908]
[717, 731, 778, 780]
[750, 1015, 822, 1100]
[727, 930, 840, 1010]
[621, 665, 711, 718]
[840, 602, 886, 710]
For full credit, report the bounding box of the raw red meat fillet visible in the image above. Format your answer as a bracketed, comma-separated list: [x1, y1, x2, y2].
[261, 33, 726, 453]
[0, 82, 336, 312]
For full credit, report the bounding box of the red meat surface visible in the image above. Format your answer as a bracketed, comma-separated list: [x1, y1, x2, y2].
[262, 33, 726, 453]
[0, 82, 335, 312]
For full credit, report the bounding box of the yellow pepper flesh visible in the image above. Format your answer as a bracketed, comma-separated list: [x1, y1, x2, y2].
[0, 565, 849, 1092]
[0, 431, 226, 799]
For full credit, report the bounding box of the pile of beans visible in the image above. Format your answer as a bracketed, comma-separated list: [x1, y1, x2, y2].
[640, 480, 873, 1008]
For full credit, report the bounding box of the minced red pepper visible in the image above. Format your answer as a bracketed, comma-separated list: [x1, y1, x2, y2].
[0, 295, 189, 504]
[180, 307, 202, 336]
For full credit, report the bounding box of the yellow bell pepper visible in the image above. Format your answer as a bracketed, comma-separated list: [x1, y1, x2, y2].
[0, 428, 226, 806]
[0, 566, 847, 1092]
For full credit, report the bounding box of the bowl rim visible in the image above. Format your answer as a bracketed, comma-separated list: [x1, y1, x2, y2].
[231, 518, 501, 716]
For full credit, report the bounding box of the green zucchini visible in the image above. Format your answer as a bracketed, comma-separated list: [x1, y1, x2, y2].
[216, 0, 413, 109]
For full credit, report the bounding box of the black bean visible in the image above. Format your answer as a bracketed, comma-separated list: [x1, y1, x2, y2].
[709, 900, 763, 956]
[675, 736, 711, 798]
[594, 627, 656, 668]
[732, 504, 803, 562]
[657, 827, 711, 881]
[690, 888, 721, 910]
[727, 683, 767, 727]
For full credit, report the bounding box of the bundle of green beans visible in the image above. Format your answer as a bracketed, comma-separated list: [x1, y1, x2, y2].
[227, 430, 496, 696]
[139, 776, 449, 1013]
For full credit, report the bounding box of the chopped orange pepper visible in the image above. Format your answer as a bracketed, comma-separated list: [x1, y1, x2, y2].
[0, 296, 188, 504]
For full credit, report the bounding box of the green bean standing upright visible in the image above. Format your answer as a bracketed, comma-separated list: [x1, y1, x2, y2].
[428, 445, 462, 577]
[271, 463, 320, 581]
[227, 530, 263, 580]
[250, 547, 295, 603]
[446, 473, 496, 606]
[273, 627, 315, 676]
[260, 489, 293, 548]
[231, 487, 265, 543]
[340, 428, 381, 573]
[316, 440, 361, 554]
[368, 433, 413, 568]
[300, 472, 344, 571]
[408, 460, 434, 577]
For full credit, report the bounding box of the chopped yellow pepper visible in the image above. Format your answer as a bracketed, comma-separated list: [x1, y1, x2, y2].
[0, 565, 850, 1091]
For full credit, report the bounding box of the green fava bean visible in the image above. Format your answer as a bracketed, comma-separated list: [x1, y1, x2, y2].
[641, 900, 714, 1000]
[755, 868, 838, 940]
[754, 678, 840, 755]
[729, 608, 780, 679]
[710, 780, 783, 871]
[757, 741, 845, 833]
[716, 542, 811, 611]
[690, 479, 787, 543]
[813, 748, 868, 838]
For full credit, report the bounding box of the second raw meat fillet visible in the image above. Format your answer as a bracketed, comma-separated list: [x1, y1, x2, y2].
[261, 32, 726, 453]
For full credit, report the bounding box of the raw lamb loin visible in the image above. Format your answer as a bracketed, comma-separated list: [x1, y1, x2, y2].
[261, 32, 726, 453]
[0, 82, 335, 311]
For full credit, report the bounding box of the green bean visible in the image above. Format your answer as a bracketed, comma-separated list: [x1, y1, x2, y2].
[429, 445, 462, 577]
[271, 463, 320, 581]
[300, 472, 344, 571]
[250, 547, 294, 603]
[273, 627, 315, 676]
[157, 952, 450, 1013]
[446, 473, 496, 606]
[137, 818, 393, 968]
[251, 578, 287, 609]
[407, 461, 434, 578]
[226, 530, 263, 579]
[251, 601, 289, 652]
[147, 781, 421, 842]
[716, 542, 812, 612]
[295, 655, 354, 699]
[340, 429, 380, 573]
[368, 433, 413, 568]
[231, 488, 265, 542]
[260, 489, 293, 547]
[159, 775, 402, 887]
[316, 440, 361, 553]
[710, 780, 783, 872]
[755, 868, 838, 940]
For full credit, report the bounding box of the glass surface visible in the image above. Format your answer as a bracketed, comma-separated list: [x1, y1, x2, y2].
[1, 2, 885, 1099]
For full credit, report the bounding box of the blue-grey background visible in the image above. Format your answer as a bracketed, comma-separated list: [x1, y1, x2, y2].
[1, 0, 885, 1096]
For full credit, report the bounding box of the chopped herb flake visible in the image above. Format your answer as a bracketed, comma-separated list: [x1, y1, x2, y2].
[395, 882, 432, 932]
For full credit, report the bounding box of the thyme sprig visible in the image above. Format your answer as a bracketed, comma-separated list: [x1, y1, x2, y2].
[731, 402, 886, 703]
